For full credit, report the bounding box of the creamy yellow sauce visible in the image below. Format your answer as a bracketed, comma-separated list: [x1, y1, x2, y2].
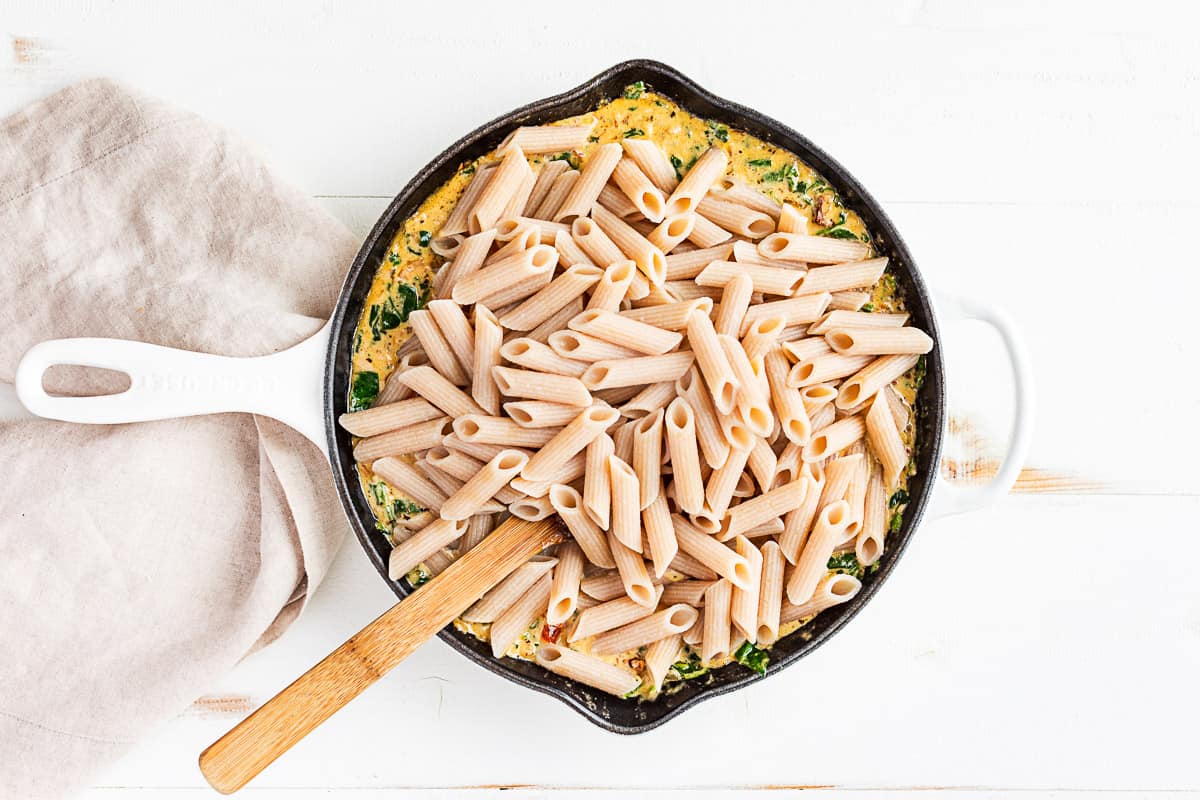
[350, 85, 923, 700]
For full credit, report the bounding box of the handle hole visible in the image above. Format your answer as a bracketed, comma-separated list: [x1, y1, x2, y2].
[42, 365, 132, 398]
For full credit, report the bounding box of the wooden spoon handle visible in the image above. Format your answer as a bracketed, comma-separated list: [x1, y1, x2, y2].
[198, 516, 565, 794]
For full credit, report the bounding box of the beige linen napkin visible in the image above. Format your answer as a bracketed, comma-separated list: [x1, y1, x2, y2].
[0, 80, 358, 798]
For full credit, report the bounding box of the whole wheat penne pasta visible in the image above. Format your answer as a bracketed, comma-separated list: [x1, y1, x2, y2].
[644, 633, 684, 692]
[758, 232, 871, 265]
[705, 443, 751, 518]
[461, 555, 557, 622]
[509, 451, 586, 497]
[620, 138, 678, 192]
[643, 490, 677, 579]
[696, 260, 803, 296]
[527, 296, 585, 346]
[387, 517, 468, 579]
[545, 542, 585, 626]
[676, 367, 730, 469]
[440, 450, 529, 521]
[809, 403, 836, 435]
[497, 217, 572, 247]
[665, 280, 723, 302]
[522, 405, 619, 482]
[817, 453, 860, 511]
[837, 354, 919, 410]
[475, 259, 554, 309]
[409, 310, 468, 386]
[740, 317, 785, 363]
[780, 573, 861, 624]
[776, 325, 810, 343]
[534, 170, 580, 220]
[714, 272, 754, 337]
[664, 243, 735, 281]
[626, 270, 651, 301]
[803, 415, 866, 462]
[451, 244, 558, 305]
[665, 147, 728, 216]
[609, 531, 656, 609]
[661, 579, 714, 607]
[776, 202, 807, 234]
[794, 258, 888, 296]
[569, 216, 624, 266]
[591, 203, 667, 285]
[465, 305, 501, 415]
[686, 310, 739, 414]
[697, 195, 775, 238]
[664, 398, 705, 514]
[718, 409, 754, 451]
[734, 470, 758, 498]
[498, 264, 602, 331]
[826, 326, 933, 356]
[508, 494, 556, 520]
[430, 233, 464, 259]
[862, 390, 905, 487]
[682, 608, 705, 645]
[856, 466, 888, 566]
[617, 381, 675, 419]
[470, 145, 533, 234]
[788, 353, 874, 387]
[578, 351, 695, 391]
[764, 349, 811, 445]
[554, 142, 623, 222]
[426, 448, 522, 505]
[844, 454, 871, 538]
[669, 548, 720, 581]
[500, 169, 538, 221]
[731, 239, 783, 268]
[719, 334, 771, 437]
[607, 454, 642, 553]
[747, 436, 778, 492]
[829, 290, 870, 311]
[646, 213, 695, 254]
[745, 517, 784, 537]
[502, 123, 594, 154]
[440, 163, 497, 237]
[592, 604, 698, 656]
[454, 415, 561, 448]
[754, 540, 786, 643]
[701, 579, 733, 663]
[720, 478, 807, 541]
[730, 536, 763, 641]
[808, 309, 909, 335]
[395, 365, 484, 419]
[376, 350, 428, 405]
[597, 181, 640, 218]
[492, 365, 592, 407]
[610, 157, 666, 222]
[353, 416, 453, 463]
[783, 337, 834, 363]
[685, 211, 733, 247]
[393, 511, 436, 533]
[569, 309, 682, 356]
[415, 459, 469, 503]
[535, 643, 641, 696]
[442, 435, 532, 465]
[500, 337, 588, 378]
[631, 409, 664, 509]
[524, 159, 571, 215]
[339, 397, 441, 438]
[710, 177, 782, 219]
[773, 441, 802, 488]
[426, 299, 474, 375]
[620, 298, 712, 331]
[582, 433, 614, 530]
[612, 419, 636, 464]
[548, 484, 615, 568]
[489, 223, 541, 257]
[580, 570, 631, 602]
[672, 515, 752, 589]
[787, 499, 853, 604]
[586, 261, 637, 312]
[502, 400, 583, 429]
[490, 572, 552, 658]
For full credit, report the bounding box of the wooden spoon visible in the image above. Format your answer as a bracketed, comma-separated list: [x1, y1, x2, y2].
[198, 515, 566, 794]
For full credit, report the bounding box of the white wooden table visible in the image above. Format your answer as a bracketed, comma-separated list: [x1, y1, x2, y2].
[5, 1, 1198, 796]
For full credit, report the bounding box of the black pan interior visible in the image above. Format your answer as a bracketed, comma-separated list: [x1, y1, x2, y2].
[325, 59, 945, 733]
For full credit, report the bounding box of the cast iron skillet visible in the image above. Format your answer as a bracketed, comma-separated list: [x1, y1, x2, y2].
[326, 59, 945, 733]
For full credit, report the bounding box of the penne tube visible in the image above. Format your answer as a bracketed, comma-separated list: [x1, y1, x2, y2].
[501, 123, 594, 154]
[756, 540, 786, 644]
[777, 202, 807, 234]
[451, 244, 558, 305]
[489, 223, 540, 257]
[719, 334, 772, 437]
[844, 454, 871, 537]
[661, 579, 714, 607]
[626, 270, 652, 301]
[696, 260, 803, 297]
[688, 505, 722, 535]
[705, 443, 752, 518]
[430, 233, 463, 259]
[395, 364, 484, 419]
[352, 416, 452, 463]
[687, 211, 734, 247]
[387, 517, 468, 579]
[613, 419, 636, 464]
[676, 367, 730, 470]
[586, 261, 637, 312]
[758, 232, 871, 265]
[773, 441, 803, 488]
[524, 159, 571, 215]
[534, 170, 580, 221]
[546, 542, 585, 625]
[645, 633, 684, 693]
[338, 397, 441, 438]
[453, 414, 561, 448]
[669, 548, 720, 581]
[580, 351, 696, 390]
[440, 450, 529, 521]
[720, 478, 807, 541]
[788, 353, 874, 387]
[492, 365, 592, 407]
[598, 181, 640, 218]
[548, 484, 615, 568]
[609, 531, 657, 609]
[470, 305, 503, 415]
[732, 239, 782, 267]
[570, 586, 663, 643]
[498, 264, 602, 331]
[592, 605, 699, 656]
[526, 296, 584, 346]
[647, 213, 696, 254]
[611, 157, 666, 221]
[818, 453, 860, 511]
[622, 138, 678, 192]
[808, 309, 909, 335]
[490, 573, 552, 658]
[376, 350, 428, 405]
[801, 384, 838, 417]
[470, 145, 533, 233]
[794, 258, 889, 296]
[618, 381, 676, 419]
[730, 535, 764, 641]
[714, 272, 754, 337]
[826, 326, 934, 356]
[734, 469, 758, 499]
[414, 459, 467, 502]
[747, 436, 778, 492]
[535, 644, 642, 697]
[686, 309, 739, 414]
[765, 349, 811, 445]
[665, 398, 705, 515]
[718, 410, 754, 451]
[836, 354, 920, 410]
[580, 570, 633, 602]
[697, 195, 775, 238]
[582, 433, 614, 530]
[829, 290, 870, 311]
[569, 216, 625, 266]
[780, 573, 861, 624]
[701, 579, 733, 663]
[664, 243, 735, 281]
[508, 494, 556, 521]
[672, 515, 753, 589]
[741, 316, 785, 362]
[439, 163, 497, 236]
[783, 337, 834, 364]
[607, 455, 642, 553]
[665, 280, 723, 301]
[569, 309, 682, 356]
[621, 298, 713, 331]
[710, 177, 782, 219]
[504, 400, 586, 429]
[591, 203, 667, 285]
[555, 142, 623, 222]
[787, 499, 853, 604]
[461, 555, 557, 622]
[803, 415, 866, 462]
[426, 448, 521, 504]
[500, 170, 537, 221]
[643, 490, 678, 579]
[409, 310, 468, 386]
[509, 451, 585, 497]
[665, 147, 728, 216]
[632, 409, 664, 509]
[683, 609, 704, 646]
[866, 390, 907, 487]
[500, 337, 588, 378]
[857, 465, 889, 566]
[522, 405, 620, 482]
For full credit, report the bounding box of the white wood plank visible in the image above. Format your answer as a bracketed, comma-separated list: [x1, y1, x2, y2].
[77, 791, 1200, 799]
[84, 495, 1200, 791]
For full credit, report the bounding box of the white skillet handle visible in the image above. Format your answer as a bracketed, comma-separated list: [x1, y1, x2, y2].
[13, 323, 331, 459]
[927, 293, 1035, 518]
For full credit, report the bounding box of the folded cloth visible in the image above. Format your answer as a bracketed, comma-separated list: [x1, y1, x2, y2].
[0, 79, 358, 798]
